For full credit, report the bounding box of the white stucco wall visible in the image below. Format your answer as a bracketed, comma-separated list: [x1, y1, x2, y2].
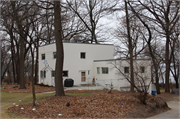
[39, 42, 114, 86]
[93, 59, 152, 90]
[38, 42, 151, 91]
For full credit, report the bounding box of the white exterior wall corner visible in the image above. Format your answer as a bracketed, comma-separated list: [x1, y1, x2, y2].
[38, 42, 114, 86]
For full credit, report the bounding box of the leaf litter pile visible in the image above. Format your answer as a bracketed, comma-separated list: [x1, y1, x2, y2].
[7, 90, 170, 118]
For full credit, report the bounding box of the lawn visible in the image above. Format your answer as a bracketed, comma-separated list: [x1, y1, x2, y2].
[1, 92, 90, 118]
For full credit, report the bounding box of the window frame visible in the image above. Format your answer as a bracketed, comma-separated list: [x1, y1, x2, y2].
[63, 71, 68, 77]
[97, 67, 100, 74]
[40, 70, 46, 78]
[124, 67, 129, 74]
[53, 52, 56, 59]
[41, 54, 45, 60]
[140, 66, 145, 73]
[80, 52, 86, 59]
[52, 70, 55, 77]
[102, 67, 108, 74]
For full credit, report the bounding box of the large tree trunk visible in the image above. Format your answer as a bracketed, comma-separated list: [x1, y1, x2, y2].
[19, 34, 26, 89]
[54, 1, 65, 96]
[125, 0, 134, 91]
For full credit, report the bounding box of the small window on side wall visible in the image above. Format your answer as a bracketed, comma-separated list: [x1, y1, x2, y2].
[80, 52, 86, 59]
[97, 67, 100, 74]
[102, 67, 108, 74]
[124, 67, 129, 74]
[52, 70, 55, 77]
[42, 54, 45, 60]
[53, 52, 56, 59]
[140, 67, 145, 73]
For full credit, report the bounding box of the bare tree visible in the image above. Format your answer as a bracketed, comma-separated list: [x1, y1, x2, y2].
[111, 60, 152, 105]
[54, 1, 65, 96]
[67, 0, 118, 43]
[137, 0, 180, 92]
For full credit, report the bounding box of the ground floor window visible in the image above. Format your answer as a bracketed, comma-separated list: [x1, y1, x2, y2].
[40, 71, 46, 78]
[102, 67, 108, 74]
[52, 70, 55, 77]
[63, 71, 68, 77]
[97, 67, 100, 74]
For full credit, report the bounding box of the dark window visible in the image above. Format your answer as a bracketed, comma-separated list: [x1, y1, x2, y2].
[102, 67, 108, 74]
[63, 71, 68, 77]
[80, 52, 86, 59]
[124, 67, 129, 73]
[53, 52, 56, 59]
[40, 71, 46, 78]
[140, 67, 145, 73]
[40, 71, 43, 78]
[42, 54, 45, 60]
[44, 71, 46, 78]
[52, 70, 55, 77]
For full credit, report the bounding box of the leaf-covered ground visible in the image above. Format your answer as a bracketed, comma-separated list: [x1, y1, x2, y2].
[7, 90, 170, 118]
[1, 84, 55, 93]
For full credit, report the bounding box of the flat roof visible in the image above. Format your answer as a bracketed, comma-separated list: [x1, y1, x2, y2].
[39, 42, 114, 47]
[94, 59, 151, 62]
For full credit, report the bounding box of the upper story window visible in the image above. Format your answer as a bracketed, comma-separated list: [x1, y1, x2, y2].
[80, 52, 86, 59]
[53, 52, 56, 59]
[140, 67, 145, 73]
[41, 54, 45, 60]
[97, 67, 100, 74]
[102, 67, 108, 74]
[124, 67, 129, 74]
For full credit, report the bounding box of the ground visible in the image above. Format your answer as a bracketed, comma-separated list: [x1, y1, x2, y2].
[1, 84, 55, 93]
[1, 84, 178, 118]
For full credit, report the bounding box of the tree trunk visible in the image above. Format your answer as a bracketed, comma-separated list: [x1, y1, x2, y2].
[165, 35, 170, 92]
[31, 47, 36, 106]
[125, 0, 134, 91]
[34, 39, 39, 84]
[54, 1, 65, 96]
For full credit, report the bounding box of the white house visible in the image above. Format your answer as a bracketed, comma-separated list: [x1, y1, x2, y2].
[39, 42, 151, 90]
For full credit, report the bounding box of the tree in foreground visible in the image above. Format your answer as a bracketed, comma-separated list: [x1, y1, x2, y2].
[54, 1, 65, 96]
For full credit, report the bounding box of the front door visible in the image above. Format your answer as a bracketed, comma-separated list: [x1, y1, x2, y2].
[81, 72, 86, 84]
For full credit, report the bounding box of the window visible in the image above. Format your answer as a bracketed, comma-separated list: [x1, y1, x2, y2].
[53, 52, 56, 59]
[124, 67, 129, 73]
[63, 71, 68, 77]
[40, 71, 46, 78]
[44, 71, 46, 78]
[40, 71, 43, 78]
[80, 52, 86, 59]
[41, 54, 45, 60]
[102, 67, 108, 74]
[52, 70, 55, 77]
[140, 67, 145, 73]
[97, 67, 100, 74]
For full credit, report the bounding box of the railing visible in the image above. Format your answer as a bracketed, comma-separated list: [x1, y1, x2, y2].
[95, 79, 119, 90]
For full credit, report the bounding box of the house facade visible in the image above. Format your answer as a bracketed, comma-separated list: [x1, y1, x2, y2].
[39, 42, 151, 90]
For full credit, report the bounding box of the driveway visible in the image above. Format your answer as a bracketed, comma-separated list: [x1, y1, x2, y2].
[147, 101, 180, 119]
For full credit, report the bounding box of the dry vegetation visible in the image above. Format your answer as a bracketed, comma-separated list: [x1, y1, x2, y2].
[7, 90, 170, 118]
[1, 84, 55, 93]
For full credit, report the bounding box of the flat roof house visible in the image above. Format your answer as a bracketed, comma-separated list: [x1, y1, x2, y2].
[39, 42, 151, 90]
